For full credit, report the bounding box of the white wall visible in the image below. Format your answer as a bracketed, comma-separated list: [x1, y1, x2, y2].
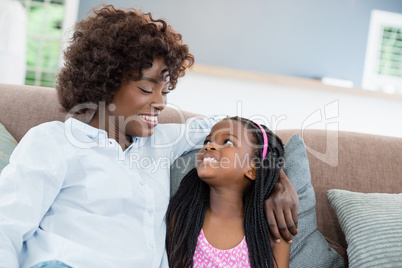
[169, 72, 402, 138]
[78, 0, 402, 88]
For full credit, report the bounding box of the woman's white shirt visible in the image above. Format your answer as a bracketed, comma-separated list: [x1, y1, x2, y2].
[0, 117, 217, 268]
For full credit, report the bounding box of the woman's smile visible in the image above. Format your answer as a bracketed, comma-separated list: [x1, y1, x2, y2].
[139, 112, 160, 127]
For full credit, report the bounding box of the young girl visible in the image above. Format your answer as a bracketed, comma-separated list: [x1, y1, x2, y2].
[166, 116, 290, 268]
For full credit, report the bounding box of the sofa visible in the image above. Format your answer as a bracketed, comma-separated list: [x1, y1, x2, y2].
[1, 83, 402, 266]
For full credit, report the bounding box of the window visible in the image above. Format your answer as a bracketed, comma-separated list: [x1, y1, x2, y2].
[18, 0, 79, 87]
[362, 10, 402, 95]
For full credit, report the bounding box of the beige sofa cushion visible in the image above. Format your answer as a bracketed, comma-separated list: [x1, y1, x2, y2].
[0, 84, 69, 141]
[276, 129, 402, 257]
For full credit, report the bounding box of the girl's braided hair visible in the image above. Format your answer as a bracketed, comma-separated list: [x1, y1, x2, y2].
[166, 116, 285, 267]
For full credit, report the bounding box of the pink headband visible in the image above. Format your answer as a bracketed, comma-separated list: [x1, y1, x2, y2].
[255, 123, 268, 159]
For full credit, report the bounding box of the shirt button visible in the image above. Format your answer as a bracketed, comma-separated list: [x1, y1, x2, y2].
[148, 209, 154, 215]
[149, 242, 155, 249]
[139, 181, 145, 186]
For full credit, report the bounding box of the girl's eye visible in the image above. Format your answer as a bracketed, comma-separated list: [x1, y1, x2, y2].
[203, 140, 211, 145]
[162, 91, 170, 95]
[139, 87, 152, 94]
[224, 139, 234, 146]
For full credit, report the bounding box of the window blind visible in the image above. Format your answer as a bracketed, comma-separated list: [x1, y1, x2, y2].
[379, 26, 402, 78]
[362, 10, 402, 95]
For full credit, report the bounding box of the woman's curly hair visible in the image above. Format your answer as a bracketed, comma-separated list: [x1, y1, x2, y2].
[56, 4, 194, 113]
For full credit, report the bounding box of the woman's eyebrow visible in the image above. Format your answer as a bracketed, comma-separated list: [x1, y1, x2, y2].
[141, 75, 170, 85]
[141, 77, 159, 84]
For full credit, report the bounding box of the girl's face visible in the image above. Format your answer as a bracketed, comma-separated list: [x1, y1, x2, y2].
[108, 57, 170, 137]
[197, 119, 256, 189]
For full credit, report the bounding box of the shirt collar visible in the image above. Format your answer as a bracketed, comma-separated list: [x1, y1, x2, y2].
[66, 118, 102, 140]
[65, 118, 147, 147]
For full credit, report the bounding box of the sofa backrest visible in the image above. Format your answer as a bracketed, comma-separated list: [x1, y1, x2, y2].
[1, 83, 402, 254]
[0, 83, 90, 142]
[276, 128, 402, 252]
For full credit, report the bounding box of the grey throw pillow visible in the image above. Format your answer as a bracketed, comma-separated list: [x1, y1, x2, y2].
[328, 189, 402, 268]
[170, 134, 345, 268]
[0, 122, 18, 173]
[285, 134, 344, 268]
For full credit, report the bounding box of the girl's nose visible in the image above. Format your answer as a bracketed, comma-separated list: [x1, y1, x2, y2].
[204, 142, 216, 151]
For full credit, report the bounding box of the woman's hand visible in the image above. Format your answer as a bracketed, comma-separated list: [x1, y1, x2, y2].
[264, 169, 298, 244]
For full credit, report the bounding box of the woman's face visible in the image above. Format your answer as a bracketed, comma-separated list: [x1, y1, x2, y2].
[197, 119, 256, 189]
[109, 57, 170, 138]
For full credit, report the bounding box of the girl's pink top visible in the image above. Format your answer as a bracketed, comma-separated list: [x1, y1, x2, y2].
[192, 229, 250, 268]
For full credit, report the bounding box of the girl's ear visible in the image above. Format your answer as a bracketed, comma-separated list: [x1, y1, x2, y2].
[245, 162, 256, 181]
